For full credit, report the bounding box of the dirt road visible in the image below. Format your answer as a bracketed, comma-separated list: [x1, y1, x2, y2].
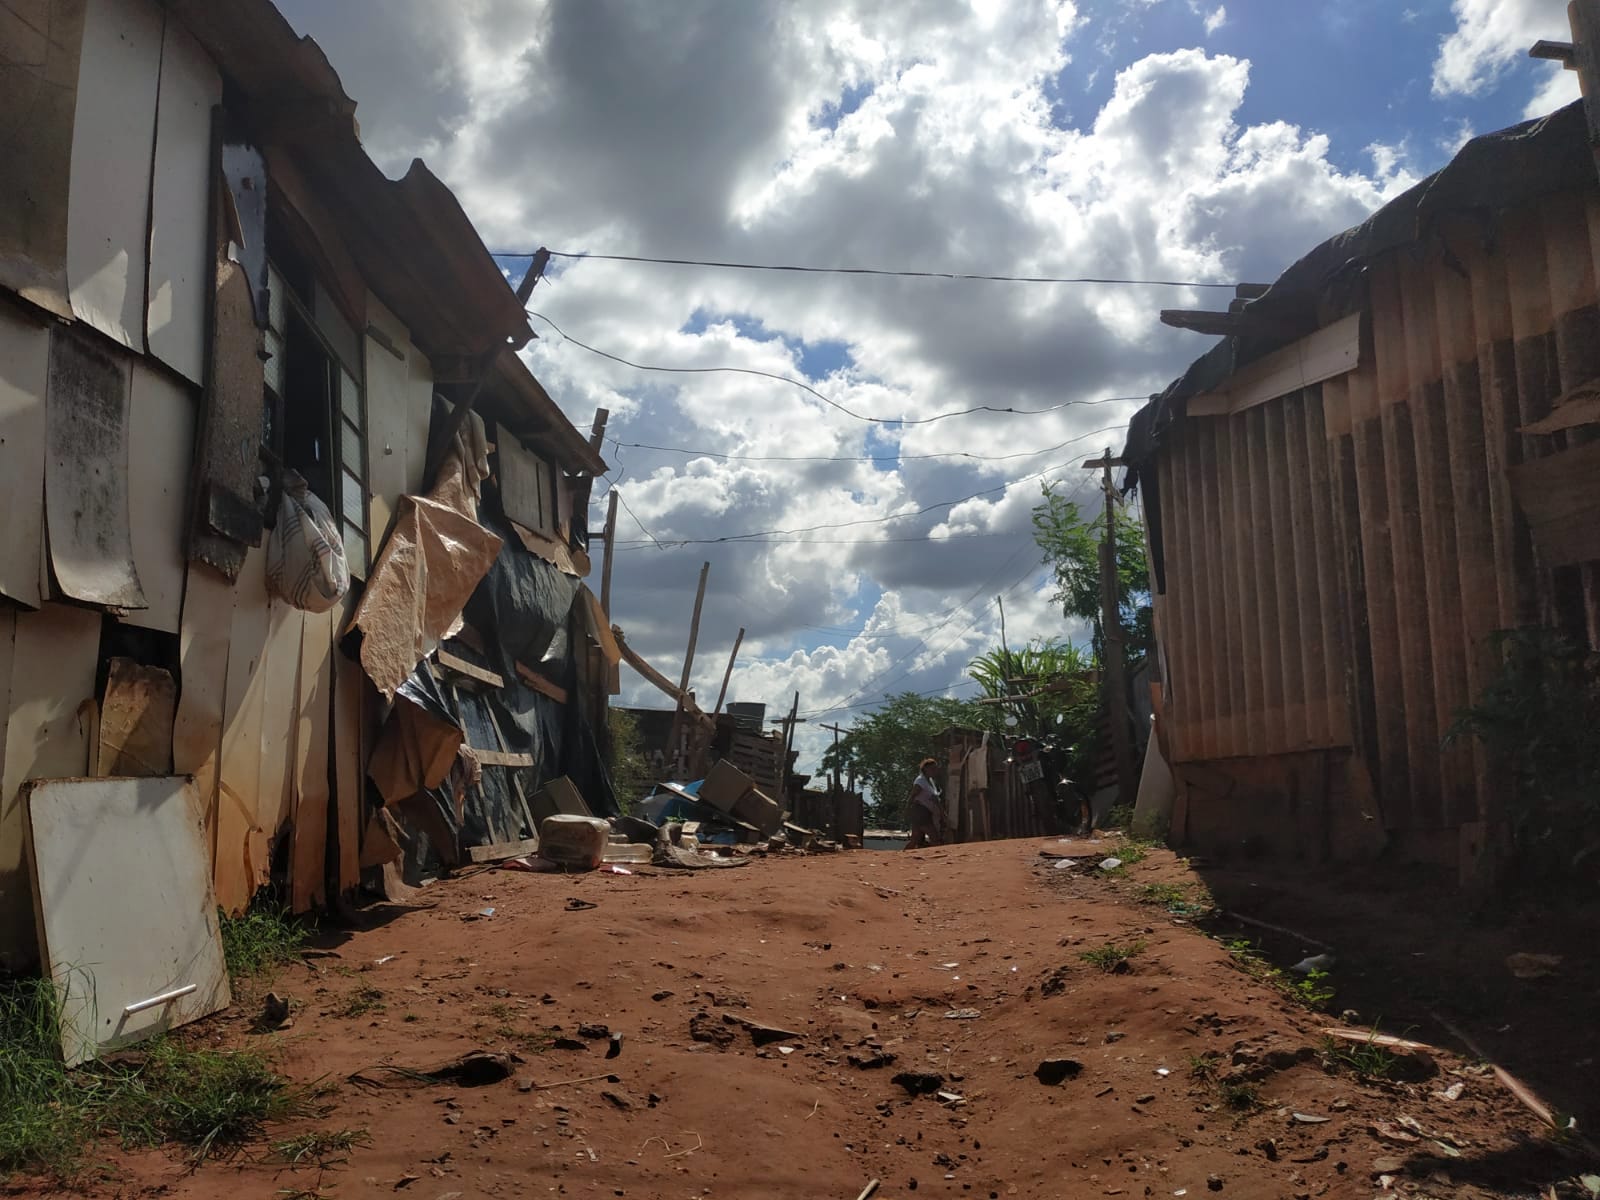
[119, 840, 1571, 1199]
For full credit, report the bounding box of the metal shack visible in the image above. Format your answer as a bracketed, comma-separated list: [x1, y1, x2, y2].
[1121, 102, 1600, 884]
[0, 0, 615, 969]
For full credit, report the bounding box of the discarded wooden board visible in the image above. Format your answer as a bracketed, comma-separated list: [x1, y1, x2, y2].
[700, 760, 756, 814]
[530, 776, 592, 826]
[25, 775, 230, 1066]
[468, 748, 536, 768]
[466, 836, 541, 864]
[97, 658, 175, 777]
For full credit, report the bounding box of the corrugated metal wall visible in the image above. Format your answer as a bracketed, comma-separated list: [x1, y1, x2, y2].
[1151, 187, 1600, 839]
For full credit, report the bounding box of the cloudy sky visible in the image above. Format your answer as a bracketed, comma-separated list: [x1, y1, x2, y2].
[278, 0, 1576, 776]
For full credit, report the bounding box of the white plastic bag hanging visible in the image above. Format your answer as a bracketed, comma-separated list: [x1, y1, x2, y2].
[266, 469, 349, 612]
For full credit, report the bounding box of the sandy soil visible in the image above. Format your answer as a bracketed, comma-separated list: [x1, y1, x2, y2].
[35, 839, 1589, 1199]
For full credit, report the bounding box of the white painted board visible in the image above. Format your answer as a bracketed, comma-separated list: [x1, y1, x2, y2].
[145, 16, 219, 384]
[405, 350, 434, 495]
[66, 0, 162, 350]
[120, 363, 194, 634]
[0, 304, 48, 607]
[26, 775, 230, 1065]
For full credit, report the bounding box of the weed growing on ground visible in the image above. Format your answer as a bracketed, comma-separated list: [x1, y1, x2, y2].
[1114, 839, 1161, 866]
[270, 1127, 369, 1168]
[1218, 1080, 1259, 1110]
[1221, 938, 1334, 1012]
[1136, 882, 1187, 907]
[1318, 1032, 1400, 1079]
[1291, 969, 1335, 1011]
[1186, 1052, 1219, 1081]
[334, 985, 384, 1019]
[1079, 939, 1147, 972]
[0, 975, 310, 1180]
[220, 905, 306, 980]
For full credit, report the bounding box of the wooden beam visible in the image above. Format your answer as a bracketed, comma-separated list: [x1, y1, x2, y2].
[436, 649, 504, 689]
[599, 490, 619, 619]
[466, 836, 541, 863]
[667, 562, 711, 775]
[612, 625, 715, 723]
[1529, 38, 1576, 65]
[514, 660, 569, 705]
[589, 407, 610, 452]
[712, 627, 745, 716]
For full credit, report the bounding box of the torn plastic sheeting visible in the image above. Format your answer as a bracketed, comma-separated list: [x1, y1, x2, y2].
[368, 662, 463, 805]
[512, 521, 583, 578]
[348, 493, 502, 698]
[464, 505, 580, 685]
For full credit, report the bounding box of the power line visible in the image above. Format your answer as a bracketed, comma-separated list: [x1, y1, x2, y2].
[528, 311, 1139, 426]
[501, 248, 1237, 290]
[606, 422, 1128, 464]
[613, 488, 664, 551]
[613, 531, 1017, 549]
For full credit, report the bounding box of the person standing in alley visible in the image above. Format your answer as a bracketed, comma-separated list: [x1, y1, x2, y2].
[905, 756, 944, 849]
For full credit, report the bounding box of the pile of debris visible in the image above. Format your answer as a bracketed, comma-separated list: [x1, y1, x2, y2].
[493, 760, 848, 876]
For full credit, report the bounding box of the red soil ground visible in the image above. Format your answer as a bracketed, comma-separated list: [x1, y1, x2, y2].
[29, 838, 1594, 1199]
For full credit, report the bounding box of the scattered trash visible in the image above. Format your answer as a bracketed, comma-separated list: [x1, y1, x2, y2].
[722, 1012, 802, 1046]
[1098, 857, 1123, 871]
[351, 1050, 516, 1090]
[374, 954, 397, 966]
[651, 990, 674, 1002]
[1155, 1066, 1171, 1077]
[597, 864, 635, 875]
[1578, 1174, 1600, 1198]
[462, 907, 495, 921]
[944, 1008, 981, 1020]
[936, 1090, 965, 1105]
[551, 1036, 587, 1051]
[1432, 1081, 1465, 1102]
[577, 1023, 611, 1040]
[1053, 859, 1075, 870]
[855, 1180, 881, 1200]
[1505, 952, 1562, 979]
[1370, 1120, 1420, 1144]
[565, 898, 597, 911]
[777, 1046, 796, 1056]
[1290, 1112, 1330, 1124]
[1429, 1140, 1462, 1158]
[1289, 954, 1335, 975]
[606, 1033, 623, 1060]
[1206, 1175, 1224, 1192]
[1034, 1057, 1083, 1085]
[848, 1047, 897, 1070]
[892, 1071, 945, 1095]
[939, 961, 960, 969]
[255, 992, 291, 1032]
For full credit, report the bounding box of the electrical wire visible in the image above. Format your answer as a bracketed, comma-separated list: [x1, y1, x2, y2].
[528, 311, 1143, 426]
[613, 487, 664, 550]
[501, 248, 1237, 290]
[605, 422, 1128, 464]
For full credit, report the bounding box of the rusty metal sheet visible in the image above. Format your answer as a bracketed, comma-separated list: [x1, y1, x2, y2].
[97, 657, 175, 776]
[0, 305, 49, 607]
[0, 602, 99, 970]
[44, 324, 146, 610]
[0, 0, 84, 315]
[66, 0, 161, 349]
[145, 15, 219, 383]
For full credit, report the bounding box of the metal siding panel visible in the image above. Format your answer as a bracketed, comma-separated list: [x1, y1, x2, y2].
[1246, 406, 1285, 751]
[66, 0, 161, 349]
[1283, 392, 1328, 744]
[1303, 387, 1349, 743]
[1264, 401, 1304, 749]
[1229, 410, 1265, 757]
[120, 362, 193, 634]
[0, 306, 48, 607]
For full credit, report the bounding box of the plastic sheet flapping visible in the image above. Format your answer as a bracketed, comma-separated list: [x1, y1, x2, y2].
[465, 501, 581, 684]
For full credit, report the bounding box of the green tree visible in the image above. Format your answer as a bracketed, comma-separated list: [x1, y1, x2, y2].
[967, 640, 1101, 782]
[1031, 481, 1152, 663]
[820, 692, 990, 826]
[605, 707, 652, 815]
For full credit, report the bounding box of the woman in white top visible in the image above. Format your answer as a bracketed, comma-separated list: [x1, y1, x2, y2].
[904, 757, 944, 849]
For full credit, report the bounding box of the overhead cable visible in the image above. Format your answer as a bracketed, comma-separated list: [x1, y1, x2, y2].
[500, 249, 1236, 290]
[607, 422, 1127, 464]
[528, 311, 1144, 426]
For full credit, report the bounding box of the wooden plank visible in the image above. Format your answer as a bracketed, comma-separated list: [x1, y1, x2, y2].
[27, 775, 229, 1066]
[1228, 410, 1264, 758]
[333, 633, 363, 895]
[0, 305, 49, 607]
[98, 658, 175, 776]
[255, 600, 304, 844]
[1371, 260, 1440, 825]
[1246, 406, 1286, 751]
[514, 659, 569, 705]
[499, 432, 554, 534]
[1301, 387, 1348, 743]
[1, 603, 99, 969]
[1283, 393, 1328, 744]
[66, 0, 161, 350]
[437, 648, 505, 689]
[466, 836, 541, 864]
[290, 608, 334, 912]
[215, 547, 270, 916]
[172, 563, 233, 869]
[465, 748, 536, 768]
[144, 14, 218, 384]
[45, 324, 147, 609]
[1186, 313, 1362, 418]
[120, 362, 194, 634]
[1397, 255, 1475, 826]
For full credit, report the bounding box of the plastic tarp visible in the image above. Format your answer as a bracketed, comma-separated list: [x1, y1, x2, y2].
[464, 504, 580, 684]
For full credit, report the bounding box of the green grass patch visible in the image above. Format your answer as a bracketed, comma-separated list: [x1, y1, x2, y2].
[220, 904, 306, 980]
[1222, 939, 1334, 1011]
[1079, 939, 1147, 973]
[270, 1127, 369, 1168]
[0, 975, 311, 1181]
[1319, 1032, 1401, 1079]
[1186, 1052, 1219, 1081]
[1136, 882, 1188, 907]
[1218, 1080, 1259, 1110]
[333, 985, 384, 1019]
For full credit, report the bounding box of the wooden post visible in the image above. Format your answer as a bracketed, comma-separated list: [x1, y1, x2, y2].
[712, 627, 744, 716]
[1085, 450, 1137, 810]
[666, 562, 710, 777]
[598, 490, 619, 619]
[589, 407, 610, 453]
[777, 692, 802, 809]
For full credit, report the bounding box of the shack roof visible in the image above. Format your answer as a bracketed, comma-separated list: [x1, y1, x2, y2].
[1120, 100, 1595, 491]
[169, 0, 605, 476]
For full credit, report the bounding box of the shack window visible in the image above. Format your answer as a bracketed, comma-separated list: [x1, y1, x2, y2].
[264, 257, 370, 575]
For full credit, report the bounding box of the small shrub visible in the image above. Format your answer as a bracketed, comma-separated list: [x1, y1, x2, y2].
[271, 1127, 369, 1167]
[1186, 1052, 1219, 1081]
[1219, 1080, 1259, 1110]
[1291, 969, 1335, 1011]
[1319, 1032, 1400, 1079]
[1079, 939, 1147, 973]
[334, 985, 384, 1019]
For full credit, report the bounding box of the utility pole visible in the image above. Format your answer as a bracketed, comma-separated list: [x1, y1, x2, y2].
[774, 693, 802, 809]
[1084, 449, 1137, 810]
[997, 594, 1010, 661]
[598, 490, 619, 619]
[820, 721, 848, 840]
[666, 562, 710, 778]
